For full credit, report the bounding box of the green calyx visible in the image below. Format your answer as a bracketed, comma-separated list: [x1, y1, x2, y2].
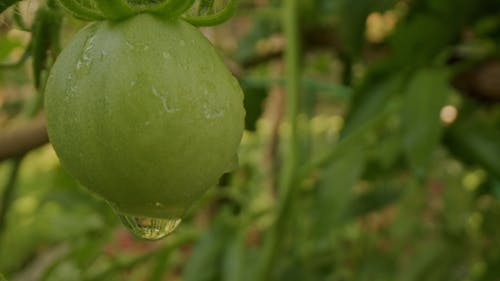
[56, 0, 240, 26]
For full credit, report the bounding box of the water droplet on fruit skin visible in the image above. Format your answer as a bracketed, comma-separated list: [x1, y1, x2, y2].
[118, 214, 182, 240]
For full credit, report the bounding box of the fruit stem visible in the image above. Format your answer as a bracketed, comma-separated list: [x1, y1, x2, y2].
[56, 0, 104, 21]
[183, 0, 239, 26]
[257, 0, 301, 280]
[94, 0, 136, 20]
[150, 0, 195, 18]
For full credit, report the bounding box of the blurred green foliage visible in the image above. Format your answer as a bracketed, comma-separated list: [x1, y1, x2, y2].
[1, 0, 500, 280]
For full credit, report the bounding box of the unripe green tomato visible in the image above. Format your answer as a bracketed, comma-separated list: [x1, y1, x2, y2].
[45, 14, 244, 219]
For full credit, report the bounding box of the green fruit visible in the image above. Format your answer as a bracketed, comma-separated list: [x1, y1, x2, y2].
[45, 14, 244, 219]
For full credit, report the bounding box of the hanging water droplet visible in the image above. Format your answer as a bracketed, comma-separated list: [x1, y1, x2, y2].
[118, 214, 182, 240]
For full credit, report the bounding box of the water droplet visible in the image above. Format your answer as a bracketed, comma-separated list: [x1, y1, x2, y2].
[118, 214, 182, 240]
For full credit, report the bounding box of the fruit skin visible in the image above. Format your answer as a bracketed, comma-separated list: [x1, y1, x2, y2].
[44, 14, 244, 219]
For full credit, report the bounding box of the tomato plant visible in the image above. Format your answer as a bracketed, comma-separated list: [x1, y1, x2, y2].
[1, 0, 500, 280]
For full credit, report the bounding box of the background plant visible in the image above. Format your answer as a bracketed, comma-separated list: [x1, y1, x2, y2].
[0, 0, 500, 280]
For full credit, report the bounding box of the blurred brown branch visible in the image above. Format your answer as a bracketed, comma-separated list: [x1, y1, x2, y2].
[0, 114, 49, 161]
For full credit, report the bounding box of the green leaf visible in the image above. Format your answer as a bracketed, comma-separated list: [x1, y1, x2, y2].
[342, 74, 402, 136]
[337, 0, 397, 56]
[222, 231, 248, 281]
[314, 147, 366, 238]
[337, 0, 372, 56]
[0, 37, 22, 62]
[390, 15, 454, 67]
[397, 241, 447, 281]
[183, 212, 235, 281]
[343, 185, 401, 219]
[444, 113, 500, 179]
[235, 11, 281, 64]
[402, 68, 452, 177]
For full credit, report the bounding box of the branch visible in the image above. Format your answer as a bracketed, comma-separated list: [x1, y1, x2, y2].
[0, 114, 49, 162]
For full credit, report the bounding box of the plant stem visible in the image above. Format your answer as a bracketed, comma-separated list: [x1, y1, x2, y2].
[94, 0, 135, 20]
[257, 0, 300, 280]
[151, 0, 194, 18]
[0, 157, 22, 238]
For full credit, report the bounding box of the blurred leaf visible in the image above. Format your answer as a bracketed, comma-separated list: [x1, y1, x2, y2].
[222, 231, 248, 281]
[44, 261, 82, 281]
[336, 0, 371, 56]
[443, 176, 471, 234]
[0, 37, 22, 62]
[343, 185, 401, 219]
[426, 0, 482, 29]
[402, 68, 452, 177]
[147, 250, 171, 281]
[343, 74, 403, 136]
[314, 147, 366, 238]
[337, 0, 397, 56]
[364, 130, 404, 179]
[183, 212, 235, 281]
[305, 79, 352, 100]
[235, 10, 281, 64]
[0, 151, 109, 275]
[444, 113, 500, 179]
[300, 0, 339, 25]
[0, 272, 6, 281]
[275, 257, 309, 281]
[390, 15, 454, 67]
[398, 241, 446, 281]
[494, 178, 500, 199]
